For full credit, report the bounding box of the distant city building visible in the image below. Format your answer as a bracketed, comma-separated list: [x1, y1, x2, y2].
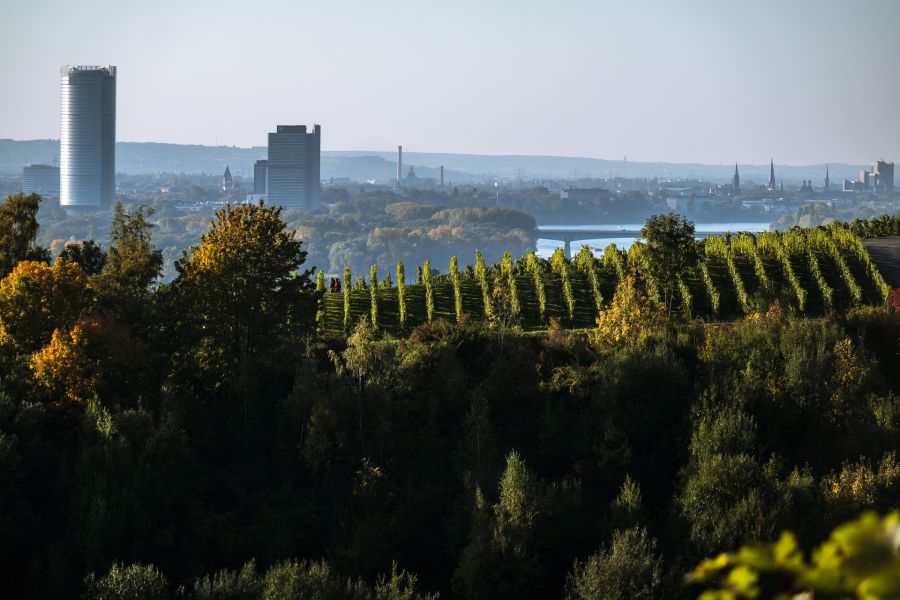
[253, 159, 267, 194]
[843, 159, 895, 193]
[22, 164, 60, 197]
[397, 145, 403, 185]
[265, 125, 321, 210]
[222, 165, 233, 192]
[800, 180, 814, 192]
[60, 65, 116, 212]
[732, 163, 740, 193]
[767, 158, 776, 191]
[560, 187, 612, 203]
[871, 160, 894, 192]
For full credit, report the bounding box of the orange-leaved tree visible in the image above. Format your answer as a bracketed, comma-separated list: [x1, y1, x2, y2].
[0, 259, 92, 355]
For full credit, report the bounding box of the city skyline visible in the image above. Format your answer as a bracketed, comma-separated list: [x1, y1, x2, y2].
[1, 1, 899, 165]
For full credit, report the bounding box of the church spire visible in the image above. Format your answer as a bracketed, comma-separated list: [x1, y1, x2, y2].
[732, 162, 740, 192]
[767, 159, 776, 191]
[824, 164, 830, 191]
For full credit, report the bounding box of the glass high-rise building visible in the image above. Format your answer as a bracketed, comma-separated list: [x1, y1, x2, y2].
[266, 125, 320, 210]
[60, 65, 116, 212]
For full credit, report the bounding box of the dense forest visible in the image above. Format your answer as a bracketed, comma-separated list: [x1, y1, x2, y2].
[0, 193, 898, 598]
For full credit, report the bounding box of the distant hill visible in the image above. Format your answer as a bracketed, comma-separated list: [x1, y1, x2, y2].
[0, 138, 868, 185]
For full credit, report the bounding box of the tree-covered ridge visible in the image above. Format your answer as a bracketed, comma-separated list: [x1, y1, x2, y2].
[0, 194, 898, 598]
[321, 215, 899, 337]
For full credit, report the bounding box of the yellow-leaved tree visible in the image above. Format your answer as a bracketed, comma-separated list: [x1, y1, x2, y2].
[0, 260, 92, 354]
[30, 313, 140, 405]
[589, 275, 663, 354]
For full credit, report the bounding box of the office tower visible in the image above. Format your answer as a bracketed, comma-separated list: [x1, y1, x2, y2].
[253, 159, 267, 194]
[732, 163, 740, 192]
[60, 65, 116, 213]
[871, 160, 894, 192]
[397, 145, 403, 185]
[22, 164, 60, 197]
[266, 125, 320, 210]
[767, 158, 775, 191]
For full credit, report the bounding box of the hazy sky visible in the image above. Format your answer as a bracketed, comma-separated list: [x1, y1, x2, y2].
[1, 0, 898, 164]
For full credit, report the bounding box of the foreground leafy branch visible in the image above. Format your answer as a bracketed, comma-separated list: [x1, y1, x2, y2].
[690, 512, 900, 600]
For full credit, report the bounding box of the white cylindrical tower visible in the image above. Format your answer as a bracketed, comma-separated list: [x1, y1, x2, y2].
[60, 65, 116, 213]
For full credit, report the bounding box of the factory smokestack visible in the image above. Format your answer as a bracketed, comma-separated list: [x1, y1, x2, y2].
[397, 145, 403, 185]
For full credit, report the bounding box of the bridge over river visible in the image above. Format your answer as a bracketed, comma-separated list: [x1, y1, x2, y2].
[536, 225, 744, 258]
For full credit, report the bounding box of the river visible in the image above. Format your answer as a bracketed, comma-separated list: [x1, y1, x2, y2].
[535, 222, 772, 258]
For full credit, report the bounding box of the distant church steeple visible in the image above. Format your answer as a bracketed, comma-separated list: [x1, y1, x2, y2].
[732, 163, 740, 192]
[222, 165, 234, 192]
[767, 159, 776, 191]
[824, 164, 830, 192]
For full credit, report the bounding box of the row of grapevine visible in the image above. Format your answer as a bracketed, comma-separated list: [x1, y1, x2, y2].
[551, 248, 575, 319]
[603, 243, 627, 285]
[677, 275, 693, 318]
[501, 251, 521, 318]
[830, 226, 892, 302]
[706, 236, 751, 314]
[449, 255, 463, 322]
[316, 270, 325, 332]
[574, 245, 603, 312]
[699, 263, 720, 315]
[807, 229, 863, 305]
[474, 250, 493, 319]
[424, 259, 434, 323]
[324, 226, 889, 336]
[731, 233, 770, 291]
[756, 232, 806, 313]
[806, 247, 834, 312]
[757, 232, 806, 312]
[397, 261, 407, 329]
[370, 265, 379, 330]
[343, 266, 352, 332]
[525, 251, 547, 320]
[627, 243, 663, 307]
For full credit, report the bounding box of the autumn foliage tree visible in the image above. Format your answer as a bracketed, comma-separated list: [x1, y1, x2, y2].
[174, 201, 314, 361]
[0, 260, 91, 354]
[589, 275, 662, 354]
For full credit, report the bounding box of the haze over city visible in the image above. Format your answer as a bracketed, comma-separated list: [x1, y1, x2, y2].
[2, 0, 899, 165]
[2, 1, 900, 598]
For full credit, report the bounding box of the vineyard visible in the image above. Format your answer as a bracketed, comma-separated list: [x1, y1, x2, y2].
[318, 223, 895, 337]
